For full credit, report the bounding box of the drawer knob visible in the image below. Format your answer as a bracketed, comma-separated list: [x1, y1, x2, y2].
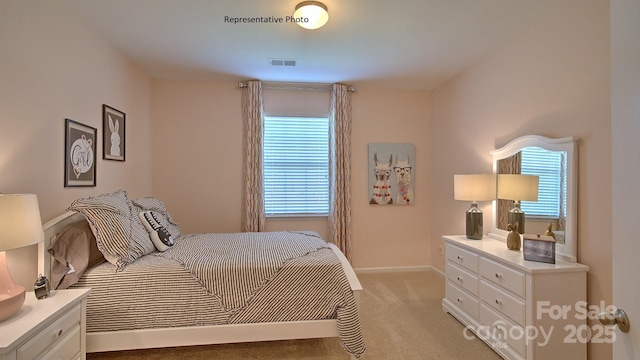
[457, 298, 462, 303]
[495, 299, 501, 305]
[457, 255, 462, 261]
[495, 273, 501, 279]
[457, 277, 462, 281]
[57, 329, 63, 337]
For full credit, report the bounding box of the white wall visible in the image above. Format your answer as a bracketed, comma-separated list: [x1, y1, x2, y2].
[430, 0, 611, 358]
[151, 81, 433, 269]
[0, 1, 152, 287]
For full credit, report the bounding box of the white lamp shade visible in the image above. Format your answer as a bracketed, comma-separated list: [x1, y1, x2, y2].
[497, 174, 539, 201]
[454, 174, 496, 202]
[294, 1, 329, 29]
[0, 194, 44, 252]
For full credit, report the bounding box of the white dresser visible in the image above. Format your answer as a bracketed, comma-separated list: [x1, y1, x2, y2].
[0, 288, 90, 360]
[442, 235, 589, 360]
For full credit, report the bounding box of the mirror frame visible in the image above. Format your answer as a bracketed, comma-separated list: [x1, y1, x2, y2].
[489, 135, 578, 263]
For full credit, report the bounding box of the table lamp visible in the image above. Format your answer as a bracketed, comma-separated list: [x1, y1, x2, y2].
[497, 174, 539, 234]
[0, 194, 44, 321]
[454, 174, 496, 240]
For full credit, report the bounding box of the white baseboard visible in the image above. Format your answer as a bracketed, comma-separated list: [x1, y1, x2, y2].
[430, 267, 445, 278]
[354, 265, 431, 273]
[354, 265, 446, 278]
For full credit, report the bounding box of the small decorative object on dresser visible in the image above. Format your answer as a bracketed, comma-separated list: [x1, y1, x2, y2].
[34, 274, 50, 299]
[523, 234, 556, 264]
[506, 222, 521, 250]
[543, 223, 556, 240]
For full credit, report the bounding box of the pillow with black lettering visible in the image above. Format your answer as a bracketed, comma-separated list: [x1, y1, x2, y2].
[138, 211, 174, 252]
[131, 197, 181, 238]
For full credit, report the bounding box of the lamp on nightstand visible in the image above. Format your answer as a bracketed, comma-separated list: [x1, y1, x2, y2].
[497, 174, 539, 234]
[454, 174, 496, 240]
[0, 194, 44, 322]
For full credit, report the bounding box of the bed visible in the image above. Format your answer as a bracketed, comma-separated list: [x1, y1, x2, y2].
[38, 190, 365, 358]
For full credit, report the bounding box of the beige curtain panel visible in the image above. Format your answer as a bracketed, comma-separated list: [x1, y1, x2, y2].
[329, 83, 353, 262]
[241, 80, 266, 232]
[558, 154, 566, 231]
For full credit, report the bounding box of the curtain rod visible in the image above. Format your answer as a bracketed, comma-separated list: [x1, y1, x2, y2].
[238, 81, 356, 92]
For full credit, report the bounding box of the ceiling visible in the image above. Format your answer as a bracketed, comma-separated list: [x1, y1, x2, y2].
[68, 0, 554, 90]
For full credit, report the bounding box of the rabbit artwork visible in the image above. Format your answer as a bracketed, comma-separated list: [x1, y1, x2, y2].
[108, 115, 121, 157]
[394, 156, 413, 204]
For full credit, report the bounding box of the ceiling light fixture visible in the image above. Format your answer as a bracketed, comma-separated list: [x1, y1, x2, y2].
[293, 1, 329, 30]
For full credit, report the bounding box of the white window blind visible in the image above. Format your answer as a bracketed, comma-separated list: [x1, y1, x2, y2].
[263, 116, 329, 215]
[520, 147, 566, 218]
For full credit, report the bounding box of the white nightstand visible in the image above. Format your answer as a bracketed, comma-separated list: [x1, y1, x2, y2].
[0, 288, 90, 360]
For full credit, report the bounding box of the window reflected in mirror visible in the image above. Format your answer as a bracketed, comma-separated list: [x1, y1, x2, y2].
[497, 147, 567, 245]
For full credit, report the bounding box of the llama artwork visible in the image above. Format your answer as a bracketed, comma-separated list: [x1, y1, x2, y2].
[368, 143, 415, 205]
[394, 156, 414, 204]
[369, 153, 393, 204]
[109, 115, 121, 157]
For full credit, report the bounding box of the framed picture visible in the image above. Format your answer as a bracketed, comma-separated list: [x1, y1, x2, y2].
[102, 104, 125, 161]
[65, 119, 97, 187]
[368, 143, 415, 205]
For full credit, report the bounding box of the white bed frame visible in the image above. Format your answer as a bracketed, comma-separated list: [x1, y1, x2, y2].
[39, 211, 362, 356]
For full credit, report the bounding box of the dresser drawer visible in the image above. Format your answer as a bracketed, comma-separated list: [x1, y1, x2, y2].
[479, 303, 525, 357]
[446, 282, 479, 319]
[41, 326, 81, 360]
[447, 262, 479, 296]
[480, 280, 525, 326]
[480, 257, 526, 298]
[17, 304, 81, 360]
[446, 244, 479, 274]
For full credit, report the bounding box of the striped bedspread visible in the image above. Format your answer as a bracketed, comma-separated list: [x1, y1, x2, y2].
[161, 231, 331, 311]
[74, 231, 365, 357]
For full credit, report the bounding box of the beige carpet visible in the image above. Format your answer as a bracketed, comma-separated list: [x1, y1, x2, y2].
[87, 270, 501, 359]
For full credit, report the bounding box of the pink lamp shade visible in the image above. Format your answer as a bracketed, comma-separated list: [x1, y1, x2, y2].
[0, 194, 44, 322]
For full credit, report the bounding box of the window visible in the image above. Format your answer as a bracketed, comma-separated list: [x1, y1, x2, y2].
[263, 116, 329, 216]
[520, 147, 566, 219]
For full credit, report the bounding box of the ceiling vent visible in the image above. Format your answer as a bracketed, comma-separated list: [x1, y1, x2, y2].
[269, 58, 297, 67]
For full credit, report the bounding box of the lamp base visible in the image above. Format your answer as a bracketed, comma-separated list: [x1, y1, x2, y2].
[0, 251, 26, 322]
[465, 202, 483, 240]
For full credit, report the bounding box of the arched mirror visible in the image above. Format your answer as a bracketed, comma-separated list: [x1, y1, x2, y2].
[489, 135, 578, 262]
